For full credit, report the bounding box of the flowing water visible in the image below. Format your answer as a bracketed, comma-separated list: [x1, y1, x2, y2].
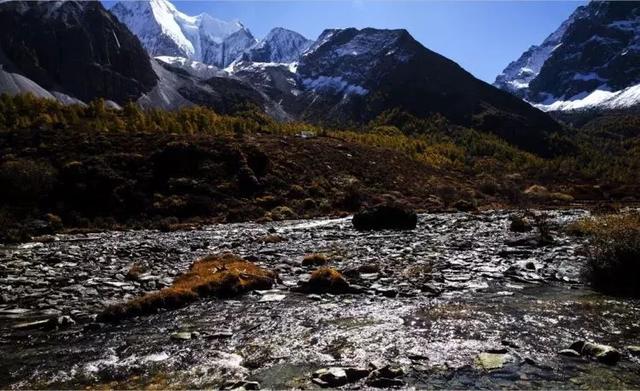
[1, 210, 640, 389]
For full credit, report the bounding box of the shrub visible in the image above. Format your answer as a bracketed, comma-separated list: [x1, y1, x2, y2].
[125, 264, 145, 281]
[0, 159, 57, 203]
[303, 268, 352, 294]
[270, 206, 297, 221]
[302, 253, 328, 267]
[574, 213, 640, 296]
[509, 215, 533, 232]
[257, 234, 286, 243]
[352, 204, 417, 230]
[478, 177, 500, 196]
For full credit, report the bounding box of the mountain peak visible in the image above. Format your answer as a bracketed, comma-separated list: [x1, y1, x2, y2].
[495, 0, 640, 112]
[0, 0, 157, 103]
[110, 0, 255, 67]
[242, 27, 313, 63]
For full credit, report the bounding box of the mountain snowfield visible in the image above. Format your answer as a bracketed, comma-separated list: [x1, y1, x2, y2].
[533, 83, 640, 112]
[495, 1, 640, 112]
[110, 0, 256, 67]
[109, 0, 317, 71]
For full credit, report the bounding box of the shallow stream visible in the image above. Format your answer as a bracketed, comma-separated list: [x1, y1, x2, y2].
[1, 210, 639, 389]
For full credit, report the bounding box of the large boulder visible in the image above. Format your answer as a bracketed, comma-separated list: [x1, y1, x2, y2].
[352, 204, 417, 230]
[570, 341, 621, 365]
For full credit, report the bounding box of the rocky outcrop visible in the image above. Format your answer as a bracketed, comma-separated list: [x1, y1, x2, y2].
[0, 1, 157, 104]
[352, 204, 417, 230]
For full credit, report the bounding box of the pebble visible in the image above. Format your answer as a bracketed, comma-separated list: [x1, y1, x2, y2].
[312, 367, 348, 387]
[559, 349, 581, 357]
[627, 346, 640, 356]
[170, 332, 193, 341]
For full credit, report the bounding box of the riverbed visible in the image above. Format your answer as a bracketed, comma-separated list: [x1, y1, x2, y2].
[1, 210, 639, 389]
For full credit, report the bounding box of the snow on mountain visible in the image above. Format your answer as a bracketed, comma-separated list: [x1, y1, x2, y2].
[110, 0, 256, 67]
[298, 28, 415, 96]
[242, 27, 314, 63]
[495, 1, 640, 111]
[494, 6, 588, 98]
[155, 56, 223, 79]
[534, 83, 640, 112]
[207, 27, 256, 67]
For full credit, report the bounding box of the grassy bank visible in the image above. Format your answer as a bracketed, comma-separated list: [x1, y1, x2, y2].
[1, 94, 638, 241]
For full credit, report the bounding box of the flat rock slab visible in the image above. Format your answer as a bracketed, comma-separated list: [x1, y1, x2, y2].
[476, 352, 512, 370]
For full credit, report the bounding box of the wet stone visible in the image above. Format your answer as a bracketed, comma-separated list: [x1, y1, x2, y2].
[366, 377, 405, 388]
[204, 330, 234, 339]
[223, 380, 261, 390]
[476, 352, 511, 370]
[559, 349, 581, 357]
[573, 341, 621, 365]
[12, 319, 50, 330]
[366, 365, 405, 388]
[627, 346, 640, 357]
[170, 332, 194, 341]
[312, 367, 349, 387]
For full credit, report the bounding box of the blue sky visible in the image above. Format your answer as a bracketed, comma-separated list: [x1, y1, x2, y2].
[103, 0, 586, 83]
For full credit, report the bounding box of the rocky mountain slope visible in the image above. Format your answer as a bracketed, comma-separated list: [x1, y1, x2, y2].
[495, 1, 640, 112]
[110, 0, 256, 68]
[0, 0, 157, 104]
[230, 27, 561, 154]
[240, 27, 314, 63]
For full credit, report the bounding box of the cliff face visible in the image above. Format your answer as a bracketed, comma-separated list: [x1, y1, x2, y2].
[0, 0, 157, 104]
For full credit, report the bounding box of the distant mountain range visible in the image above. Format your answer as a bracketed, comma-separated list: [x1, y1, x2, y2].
[0, 0, 566, 155]
[495, 1, 640, 112]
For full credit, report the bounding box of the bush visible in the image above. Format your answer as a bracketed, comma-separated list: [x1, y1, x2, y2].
[352, 204, 417, 230]
[302, 268, 352, 294]
[302, 254, 328, 267]
[575, 213, 640, 296]
[0, 159, 57, 203]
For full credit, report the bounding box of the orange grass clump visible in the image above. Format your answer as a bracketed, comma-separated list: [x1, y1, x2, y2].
[301, 253, 328, 266]
[98, 253, 277, 322]
[303, 267, 353, 294]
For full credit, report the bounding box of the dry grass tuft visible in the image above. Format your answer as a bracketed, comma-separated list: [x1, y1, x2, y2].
[569, 212, 640, 296]
[257, 234, 286, 244]
[99, 253, 277, 322]
[302, 253, 328, 267]
[303, 268, 352, 294]
[125, 263, 145, 281]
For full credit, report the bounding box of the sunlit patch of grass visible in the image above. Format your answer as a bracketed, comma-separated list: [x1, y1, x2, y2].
[99, 253, 277, 322]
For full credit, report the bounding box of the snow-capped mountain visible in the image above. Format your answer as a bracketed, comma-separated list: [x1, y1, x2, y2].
[494, 6, 589, 98]
[241, 27, 314, 63]
[298, 28, 415, 97]
[228, 27, 560, 155]
[110, 0, 256, 68]
[495, 1, 640, 112]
